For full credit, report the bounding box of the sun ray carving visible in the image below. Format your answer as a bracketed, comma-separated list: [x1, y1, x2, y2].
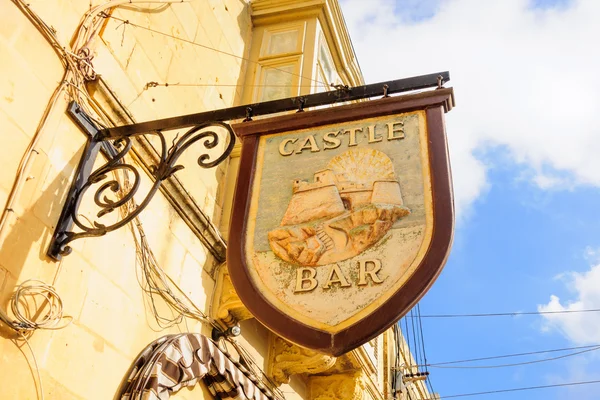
[327, 148, 396, 184]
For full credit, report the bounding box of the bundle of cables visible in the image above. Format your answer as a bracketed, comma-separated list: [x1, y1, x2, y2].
[0, 279, 72, 400]
[0, 279, 72, 333]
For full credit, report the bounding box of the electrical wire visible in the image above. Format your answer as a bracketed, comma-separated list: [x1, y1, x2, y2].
[422, 379, 600, 399]
[12, 0, 281, 394]
[410, 310, 421, 369]
[429, 345, 600, 369]
[417, 305, 429, 370]
[145, 82, 331, 88]
[103, 14, 330, 89]
[415, 309, 600, 318]
[0, 3, 109, 397]
[2, 3, 193, 400]
[418, 343, 600, 367]
[391, 324, 401, 399]
[18, 332, 44, 400]
[409, 307, 434, 400]
[403, 316, 411, 367]
[0, 279, 74, 400]
[128, 210, 219, 330]
[126, 196, 285, 397]
[8, 280, 73, 331]
[1, 0, 118, 248]
[426, 376, 437, 399]
[225, 338, 285, 400]
[5, 2, 413, 399]
[0, 281, 72, 333]
[416, 304, 437, 396]
[391, 323, 600, 397]
[414, 344, 600, 368]
[395, 317, 430, 400]
[111, 159, 284, 396]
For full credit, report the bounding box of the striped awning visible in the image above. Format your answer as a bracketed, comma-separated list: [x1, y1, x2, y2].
[118, 333, 277, 400]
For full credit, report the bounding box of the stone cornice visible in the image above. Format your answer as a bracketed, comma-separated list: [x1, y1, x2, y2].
[251, 0, 325, 23]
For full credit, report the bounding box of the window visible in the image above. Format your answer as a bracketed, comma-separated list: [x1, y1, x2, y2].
[254, 55, 302, 102]
[250, 23, 307, 102]
[314, 32, 340, 93]
[261, 65, 295, 101]
[263, 29, 300, 56]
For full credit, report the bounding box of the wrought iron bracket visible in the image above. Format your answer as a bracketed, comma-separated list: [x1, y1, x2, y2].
[47, 102, 236, 260]
[48, 102, 103, 260]
[47, 71, 450, 260]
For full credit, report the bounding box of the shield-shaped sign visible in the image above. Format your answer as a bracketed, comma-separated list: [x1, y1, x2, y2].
[228, 88, 455, 356]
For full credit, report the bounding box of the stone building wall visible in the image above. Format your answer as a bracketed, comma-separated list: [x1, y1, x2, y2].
[0, 1, 432, 399]
[0, 1, 264, 398]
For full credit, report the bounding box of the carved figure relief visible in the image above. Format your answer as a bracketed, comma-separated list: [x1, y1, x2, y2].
[268, 148, 410, 266]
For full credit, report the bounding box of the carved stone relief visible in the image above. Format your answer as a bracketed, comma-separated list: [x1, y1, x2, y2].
[211, 265, 253, 327]
[268, 148, 410, 267]
[213, 265, 384, 399]
[310, 371, 365, 400]
[268, 335, 337, 385]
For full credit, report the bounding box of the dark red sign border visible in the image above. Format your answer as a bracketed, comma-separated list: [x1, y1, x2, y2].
[228, 89, 455, 356]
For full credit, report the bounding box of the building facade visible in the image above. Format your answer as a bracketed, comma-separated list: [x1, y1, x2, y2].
[0, 0, 437, 398]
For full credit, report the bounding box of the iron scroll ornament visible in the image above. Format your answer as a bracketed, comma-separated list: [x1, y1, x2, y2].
[52, 121, 236, 258]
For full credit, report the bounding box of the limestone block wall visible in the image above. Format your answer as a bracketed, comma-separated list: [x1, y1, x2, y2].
[0, 1, 273, 399]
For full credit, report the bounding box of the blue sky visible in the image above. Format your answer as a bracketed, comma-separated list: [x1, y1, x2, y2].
[340, 0, 600, 398]
[419, 153, 600, 399]
[389, 0, 571, 21]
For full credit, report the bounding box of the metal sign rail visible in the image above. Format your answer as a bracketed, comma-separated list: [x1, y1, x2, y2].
[47, 71, 450, 260]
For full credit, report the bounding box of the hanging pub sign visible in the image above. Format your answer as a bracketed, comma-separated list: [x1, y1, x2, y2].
[228, 88, 455, 356]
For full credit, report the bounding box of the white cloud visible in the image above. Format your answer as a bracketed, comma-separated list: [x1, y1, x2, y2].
[538, 251, 600, 396]
[539, 263, 600, 344]
[340, 0, 600, 216]
[584, 246, 600, 262]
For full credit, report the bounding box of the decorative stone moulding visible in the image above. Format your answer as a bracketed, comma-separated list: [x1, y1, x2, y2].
[212, 265, 253, 327]
[268, 335, 338, 385]
[310, 371, 365, 400]
[212, 266, 384, 399]
[211, 276, 371, 397]
[267, 335, 384, 400]
[211, 265, 377, 397]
